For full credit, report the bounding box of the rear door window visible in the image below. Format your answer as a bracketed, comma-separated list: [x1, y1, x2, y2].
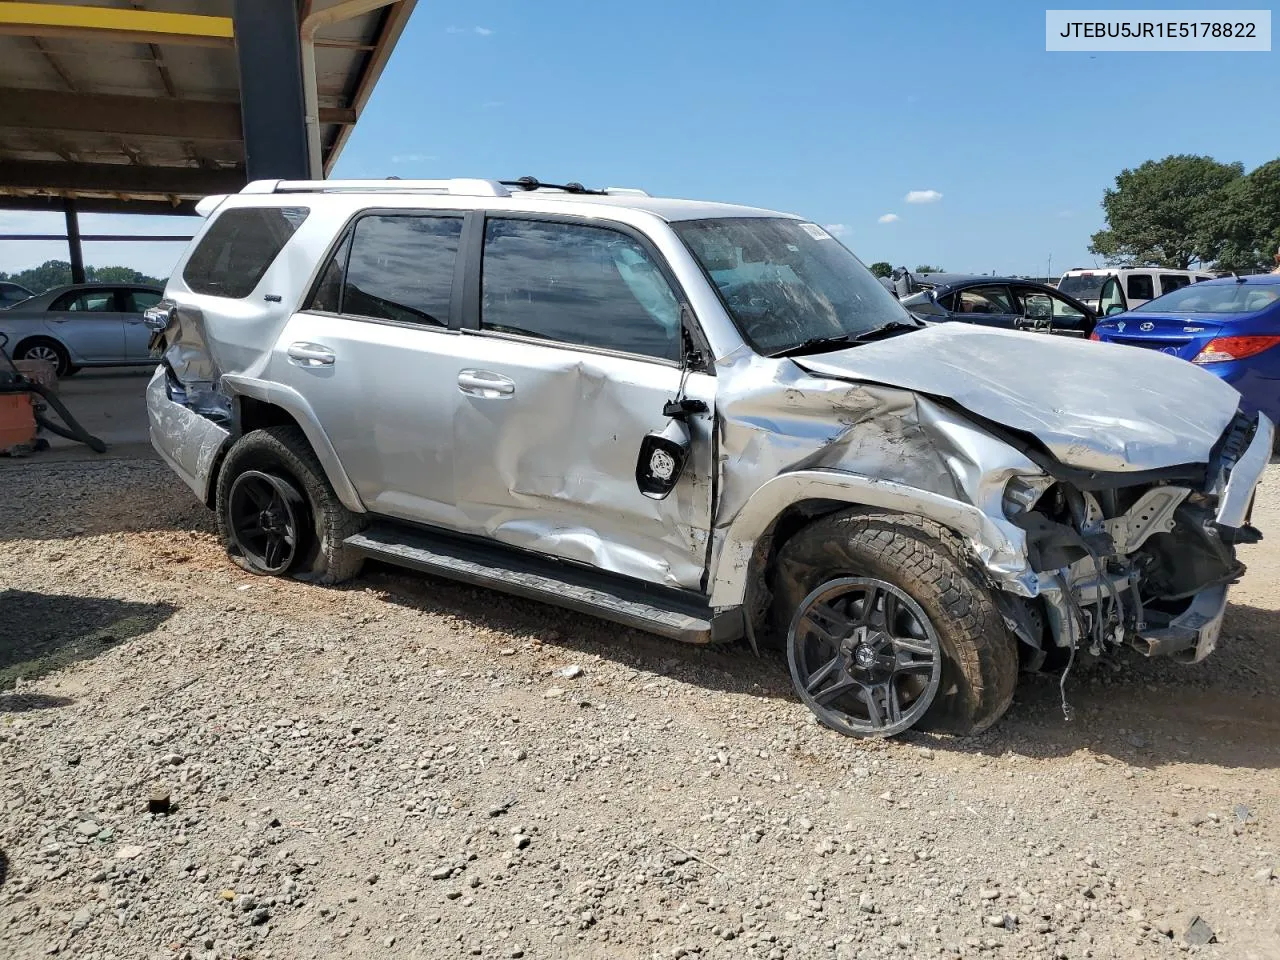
[1126, 274, 1154, 300]
[183, 206, 309, 299]
[313, 214, 462, 327]
[125, 290, 162, 312]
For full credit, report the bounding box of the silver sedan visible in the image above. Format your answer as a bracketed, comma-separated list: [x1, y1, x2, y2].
[0, 283, 163, 377]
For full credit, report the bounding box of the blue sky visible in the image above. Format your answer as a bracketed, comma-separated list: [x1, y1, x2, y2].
[2, 0, 1276, 280]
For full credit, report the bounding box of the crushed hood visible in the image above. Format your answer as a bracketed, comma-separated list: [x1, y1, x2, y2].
[792, 325, 1241, 472]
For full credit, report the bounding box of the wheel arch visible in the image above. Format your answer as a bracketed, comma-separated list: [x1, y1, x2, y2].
[12, 333, 74, 365]
[217, 378, 366, 514]
[708, 470, 1031, 613]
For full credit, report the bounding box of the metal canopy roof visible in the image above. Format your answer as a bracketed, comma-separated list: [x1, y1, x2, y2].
[0, 0, 417, 215]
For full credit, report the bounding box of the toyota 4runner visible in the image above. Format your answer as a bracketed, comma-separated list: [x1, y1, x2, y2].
[146, 176, 1273, 738]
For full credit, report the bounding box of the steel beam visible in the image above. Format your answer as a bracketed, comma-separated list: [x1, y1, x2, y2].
[0, 89, 355, 141]
[0, 3, 233, 48]
[232, 0, 310, 181]
[0, 195, 198, 216]
[64, 198, 85, 284]
[0, 162, 245, 196]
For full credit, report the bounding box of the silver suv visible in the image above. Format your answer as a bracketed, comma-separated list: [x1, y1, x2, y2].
[147, 176, 1272, 738]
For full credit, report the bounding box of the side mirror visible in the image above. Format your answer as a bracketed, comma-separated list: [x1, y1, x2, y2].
[1105, 304, 1126, 316]
[636, 419, 691, 500]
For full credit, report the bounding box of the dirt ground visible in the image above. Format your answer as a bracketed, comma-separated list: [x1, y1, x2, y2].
[1, 456, 1278, 960]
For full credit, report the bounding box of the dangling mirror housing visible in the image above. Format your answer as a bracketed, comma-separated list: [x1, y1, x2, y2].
[636, 418, 691, 500]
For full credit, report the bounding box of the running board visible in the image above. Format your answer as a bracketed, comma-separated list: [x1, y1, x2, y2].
[345, 524, 719, 644]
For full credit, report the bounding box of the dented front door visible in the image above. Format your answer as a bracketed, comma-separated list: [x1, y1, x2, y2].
[448, 335, 716, 590]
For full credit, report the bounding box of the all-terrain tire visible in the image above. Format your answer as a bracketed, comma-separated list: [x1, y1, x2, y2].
[773, 509, 1018, 735]
[216, 426, 366, 584]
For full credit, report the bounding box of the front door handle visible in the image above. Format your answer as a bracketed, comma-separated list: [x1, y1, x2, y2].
[457, 369, 515, 398]
[287, 342, 336, 366]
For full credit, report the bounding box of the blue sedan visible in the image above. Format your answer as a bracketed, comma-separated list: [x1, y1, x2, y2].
[1091, 274, 1280, 427]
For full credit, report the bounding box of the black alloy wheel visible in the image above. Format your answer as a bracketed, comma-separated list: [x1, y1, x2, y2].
[788, 577, 943, 737]
[226, 470, 306, 575]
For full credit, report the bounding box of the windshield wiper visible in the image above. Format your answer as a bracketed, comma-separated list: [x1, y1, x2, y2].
[768, 335, 851, 358]
[768, 320, 921, 358]
[847, 319, 922, 343]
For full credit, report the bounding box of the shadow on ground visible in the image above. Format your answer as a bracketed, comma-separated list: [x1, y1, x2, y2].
[368, 564, 1280, 771]
[363, 564, 797, 703]
[0, 590, 177, 689]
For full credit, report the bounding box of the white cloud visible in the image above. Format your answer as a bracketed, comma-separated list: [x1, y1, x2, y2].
[445, 25, 493, 35]
[474, 26, 493, 36]
[878, 213, 899, 224]
[390, 153, 438, 164]
[824, 223, 848, 238]
[905, 189, 942, 204]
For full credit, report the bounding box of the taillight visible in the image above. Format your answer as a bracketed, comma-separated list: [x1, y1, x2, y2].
[1088, 331, 1101, 341]
[1192, 335, 1280, 364]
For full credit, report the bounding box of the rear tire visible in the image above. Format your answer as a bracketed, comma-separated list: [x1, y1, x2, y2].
[773, 509, 1018, 737]
[216, 426, 366, 584]
[15, 337, 71, 378]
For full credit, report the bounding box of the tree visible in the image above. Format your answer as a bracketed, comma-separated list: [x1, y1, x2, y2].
[1202, 159, 1280, 272]
[1089, 155, 1243, 269]
[0, 259, 163, 293]
[868, 261, 893, 278]
[914, 264, 944, 273]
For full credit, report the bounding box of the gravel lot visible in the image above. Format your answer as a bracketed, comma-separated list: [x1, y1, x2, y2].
[1, 457, 1278, 960]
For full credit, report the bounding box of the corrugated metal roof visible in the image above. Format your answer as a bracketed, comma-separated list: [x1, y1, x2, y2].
[0, 0, 416, 212]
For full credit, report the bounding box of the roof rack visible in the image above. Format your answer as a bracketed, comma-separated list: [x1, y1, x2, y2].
[240, 178, 512, 197]
[238, 177, 652, 199]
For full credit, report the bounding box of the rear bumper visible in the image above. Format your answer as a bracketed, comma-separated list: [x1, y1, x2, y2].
[146, 366, 230, 504]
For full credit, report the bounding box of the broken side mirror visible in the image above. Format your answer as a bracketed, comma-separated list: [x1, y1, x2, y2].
[636, 418, 691, 500]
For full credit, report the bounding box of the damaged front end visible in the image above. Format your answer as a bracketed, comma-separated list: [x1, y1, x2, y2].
[1000, 409, 1272, 666]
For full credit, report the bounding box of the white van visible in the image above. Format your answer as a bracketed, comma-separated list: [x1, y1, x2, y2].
[1056, 267, 1215, 312]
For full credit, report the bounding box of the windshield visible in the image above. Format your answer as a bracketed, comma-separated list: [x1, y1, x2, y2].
[1132, 282, 1280, 315]
[1056, 274, 1110, 299]
[673, 217, 916, 355]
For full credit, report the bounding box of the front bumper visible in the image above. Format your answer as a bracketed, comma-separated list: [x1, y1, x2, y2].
[146, 366, 230, 504]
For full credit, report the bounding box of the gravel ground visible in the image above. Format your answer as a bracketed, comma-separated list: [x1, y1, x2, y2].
[1, 458, 1278, 960]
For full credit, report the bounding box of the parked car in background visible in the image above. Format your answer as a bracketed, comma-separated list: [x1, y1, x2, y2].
[0, 282, 163, 376]
[0, 280, 35, 308]
[145, 176, 1271, 740]
[900, 275, 1098, 336]
[1057, 267, 1214, 313]
[1091, 274, 1280, 430]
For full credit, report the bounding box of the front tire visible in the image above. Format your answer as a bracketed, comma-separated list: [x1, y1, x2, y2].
[216, 426, 365, 584]
[773, 510, 1018, 737]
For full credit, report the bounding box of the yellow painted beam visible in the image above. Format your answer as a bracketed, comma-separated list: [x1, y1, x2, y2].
[0, 3, 234, 48]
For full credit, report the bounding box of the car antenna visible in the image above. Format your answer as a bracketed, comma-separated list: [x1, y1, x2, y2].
[1232, 271, 1245, 283]
[501, 176, 607, 196]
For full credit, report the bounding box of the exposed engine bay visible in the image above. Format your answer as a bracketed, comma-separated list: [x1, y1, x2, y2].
[999, 409, 1268, 674]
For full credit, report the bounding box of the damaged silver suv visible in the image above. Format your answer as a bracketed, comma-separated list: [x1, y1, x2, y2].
[147, 176, 1272, 738]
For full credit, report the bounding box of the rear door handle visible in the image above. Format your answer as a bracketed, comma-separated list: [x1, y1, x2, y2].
[287, 342, 336, 366]
[457, 369, 515, 398]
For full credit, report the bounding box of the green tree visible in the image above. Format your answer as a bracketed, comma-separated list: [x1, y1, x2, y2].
[1089, 155, 1243, 269]
[914, 264, 944, 273]
[868, 261, 893, 278]
[0, 260, 162, 293]
[1202, 159, 1280, 272]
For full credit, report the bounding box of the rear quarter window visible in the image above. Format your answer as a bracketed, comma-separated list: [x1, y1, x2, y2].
[183, 206, 309, 299]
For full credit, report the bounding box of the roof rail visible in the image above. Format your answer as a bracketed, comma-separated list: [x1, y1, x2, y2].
[604, 187, 651, 197]
[239, 178, 511, 197]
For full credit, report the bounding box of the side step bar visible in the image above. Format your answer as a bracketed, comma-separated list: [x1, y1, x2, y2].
[345, 524, 720, 644]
